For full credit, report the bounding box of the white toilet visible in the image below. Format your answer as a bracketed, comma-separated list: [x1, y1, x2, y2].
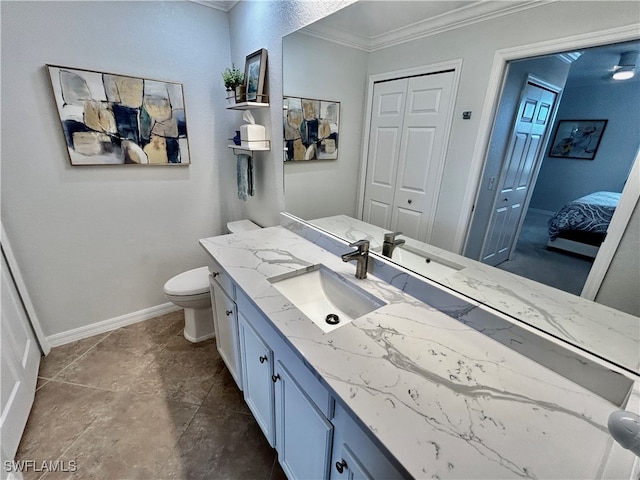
[163, 220, 261, 342]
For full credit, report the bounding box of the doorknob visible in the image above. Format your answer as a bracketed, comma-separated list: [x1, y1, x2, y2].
[502, 197, 509, 202]
[225, 310, 233, 316]
[407, 199, 413, 204]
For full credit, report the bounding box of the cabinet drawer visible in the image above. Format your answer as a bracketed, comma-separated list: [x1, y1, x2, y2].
[208, 257, 235, 300]
[237, 288, 334, 418]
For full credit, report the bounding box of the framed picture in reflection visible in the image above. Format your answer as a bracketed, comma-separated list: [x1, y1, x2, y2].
[549, 119, 607, 160]
[283, 96, 340, 161]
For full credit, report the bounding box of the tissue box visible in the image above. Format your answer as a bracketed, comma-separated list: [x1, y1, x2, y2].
[240, 124, 268, 149]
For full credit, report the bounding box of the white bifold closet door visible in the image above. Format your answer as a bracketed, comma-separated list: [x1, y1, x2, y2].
[362, 70, 455, 243]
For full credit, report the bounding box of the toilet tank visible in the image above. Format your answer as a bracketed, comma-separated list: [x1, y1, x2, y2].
[227, 220, 261, 234]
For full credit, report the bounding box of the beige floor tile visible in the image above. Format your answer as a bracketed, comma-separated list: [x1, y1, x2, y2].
[35, 377, 50, 391]
[149, 337, 222, 405]
[122, 310, 185, 346]
[18, 314, 281, 480]
[160, 405, 276, 480]
[38, 333, 109, 379]
[16, 381, 119, 478]
[41, 392, 198, 480]
[202, 366, 251, 416]
[54, 344, 162, 395]
[53, 315, 192, 397]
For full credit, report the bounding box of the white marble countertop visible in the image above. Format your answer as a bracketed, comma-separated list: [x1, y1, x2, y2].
[200, 226, 636, 479]
[309, 214, 640, 374]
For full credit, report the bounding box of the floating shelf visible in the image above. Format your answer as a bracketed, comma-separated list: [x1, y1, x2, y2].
[226, 101, 269, 110]
[228, 140, 271, 155]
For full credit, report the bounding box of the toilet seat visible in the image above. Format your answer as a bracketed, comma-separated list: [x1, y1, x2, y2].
[163, 266, 210, 296]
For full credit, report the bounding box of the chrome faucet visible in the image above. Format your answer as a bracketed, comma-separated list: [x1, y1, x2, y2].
[341, 239, 370, 279]
[382, 231, 405, 258]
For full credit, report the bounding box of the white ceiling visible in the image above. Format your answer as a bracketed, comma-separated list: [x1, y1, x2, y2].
[300, 0, 539, 52]
[299, 0, 640, 86]
[191, 0, 639, 85]
[565, 40, 640, 86]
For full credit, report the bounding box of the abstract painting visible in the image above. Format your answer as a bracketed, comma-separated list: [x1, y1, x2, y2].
[47, 65, 190, 166]
[549, 119, 607, 160]
[283, 97, 340, 161]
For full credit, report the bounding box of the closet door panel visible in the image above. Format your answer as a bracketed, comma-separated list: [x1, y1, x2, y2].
[362, 80, 408, 230]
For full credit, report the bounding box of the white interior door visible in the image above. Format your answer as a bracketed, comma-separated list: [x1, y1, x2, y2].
[362, 71, 455, 243]
[392, 72, 455, 241]
[480, 79, 558, 265]
[362, 79, 407, 229]
[1, 250, 41, 463]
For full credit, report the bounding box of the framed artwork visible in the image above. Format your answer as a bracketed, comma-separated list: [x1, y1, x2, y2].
[283, 97, 340, 161]
[47, 65, 190, 166]
[549, 119, 607, 160]
[244, 49, 268, 102]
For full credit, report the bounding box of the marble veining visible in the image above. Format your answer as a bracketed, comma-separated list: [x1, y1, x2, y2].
[301, 214, 640, 374]
[200, 226, 638, 479]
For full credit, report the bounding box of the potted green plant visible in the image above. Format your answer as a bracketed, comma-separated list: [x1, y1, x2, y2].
[221, 64, 245, 103]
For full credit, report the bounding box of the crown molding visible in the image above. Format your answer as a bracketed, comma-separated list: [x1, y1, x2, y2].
[301, 1, 555, 52]
[188, 0, 238, 12]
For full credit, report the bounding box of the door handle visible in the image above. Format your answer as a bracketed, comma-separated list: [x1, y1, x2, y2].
[335, 459, 348, 474]
[271, 374, 281, 383]
[259, 355, 268, 364]
[502, 197, 509, 202]
[225, 310, 233, 316]
[407, 199, 413, 204]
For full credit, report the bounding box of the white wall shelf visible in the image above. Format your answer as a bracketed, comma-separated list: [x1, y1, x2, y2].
[226, 101, 269, 110]
[228, 141, 271, 155]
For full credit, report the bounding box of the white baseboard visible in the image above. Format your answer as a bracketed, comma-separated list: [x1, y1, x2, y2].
[46, 303, 181, 348]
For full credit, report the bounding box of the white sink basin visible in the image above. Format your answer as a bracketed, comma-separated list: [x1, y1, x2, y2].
[269, 264, 386, 333]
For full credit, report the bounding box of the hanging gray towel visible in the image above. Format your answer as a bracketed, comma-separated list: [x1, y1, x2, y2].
[237, 153, 255, 201]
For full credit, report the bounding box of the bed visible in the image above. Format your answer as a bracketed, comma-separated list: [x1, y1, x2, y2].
[547, 191, 621, 258]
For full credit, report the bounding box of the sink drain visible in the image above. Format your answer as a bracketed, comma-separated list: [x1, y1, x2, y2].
[325, 313, 340, 325]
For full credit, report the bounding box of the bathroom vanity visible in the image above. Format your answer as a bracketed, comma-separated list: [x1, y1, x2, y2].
[200, 222, 639, 479]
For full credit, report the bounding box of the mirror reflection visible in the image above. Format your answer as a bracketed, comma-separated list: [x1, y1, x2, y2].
[282, 1, 639, 373]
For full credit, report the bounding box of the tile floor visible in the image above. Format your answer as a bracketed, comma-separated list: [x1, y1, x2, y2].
[16, 310, 287, 480]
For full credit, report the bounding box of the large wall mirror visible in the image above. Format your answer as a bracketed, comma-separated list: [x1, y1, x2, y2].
[282, 1, 640, 375]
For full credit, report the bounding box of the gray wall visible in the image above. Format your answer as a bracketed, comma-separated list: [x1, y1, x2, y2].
[596, 198, 640, 316]
[530, 81, 640, 212]
[283, 32, 368, 219]
[1, 1, 234, 336]
[226, 0, 356, 229]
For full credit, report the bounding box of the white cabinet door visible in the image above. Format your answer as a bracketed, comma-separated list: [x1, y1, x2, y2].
[238, 313, 275, 446]
[274, 359, 333, 480]
[330, 403, 406, 480]
[210, 276, 242, 390]
[1, 251, 41, 461]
